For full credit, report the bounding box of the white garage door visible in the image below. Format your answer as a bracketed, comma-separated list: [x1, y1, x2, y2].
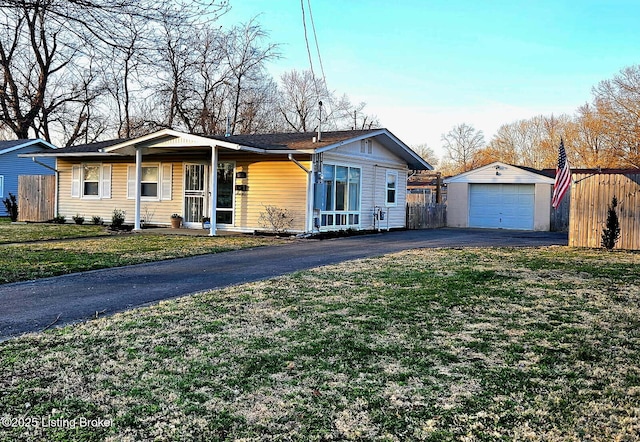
[469, 184, 535, 230]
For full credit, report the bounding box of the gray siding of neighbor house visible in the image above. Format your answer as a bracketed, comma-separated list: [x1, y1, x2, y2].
[0, 148, 55, 216]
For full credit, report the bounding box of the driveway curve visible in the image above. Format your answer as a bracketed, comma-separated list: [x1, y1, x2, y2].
[0, 228, 567, 340]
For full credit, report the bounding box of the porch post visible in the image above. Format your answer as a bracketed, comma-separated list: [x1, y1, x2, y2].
[209, 146, 218, 236]
[134, 147, 142, 231]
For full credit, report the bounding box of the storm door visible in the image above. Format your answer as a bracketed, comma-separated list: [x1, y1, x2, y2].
[183, 163, 207, 227]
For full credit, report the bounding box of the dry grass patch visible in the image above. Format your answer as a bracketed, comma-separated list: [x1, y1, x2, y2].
[1, 247, 640, 441]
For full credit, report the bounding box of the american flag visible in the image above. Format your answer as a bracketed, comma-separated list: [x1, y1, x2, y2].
[551, 138, 571, 209]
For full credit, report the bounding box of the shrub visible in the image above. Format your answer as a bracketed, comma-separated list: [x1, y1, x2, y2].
[72, 214, 85, 225]
[2, 193, 18, 222]
[258, 205, 294, 234]
[601, 196, 621, 250]
[52, 214, 66, 224]
[92, 215, 102, 225]
[111, 209, 126, 229]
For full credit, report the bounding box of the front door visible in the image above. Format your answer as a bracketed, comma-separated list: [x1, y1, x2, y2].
[184, 163, 207, 227]
[183, 162, 236, 228]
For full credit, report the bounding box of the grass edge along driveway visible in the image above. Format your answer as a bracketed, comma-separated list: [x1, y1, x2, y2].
[0, 233, 284, 284]
[1, 246, 639, 441]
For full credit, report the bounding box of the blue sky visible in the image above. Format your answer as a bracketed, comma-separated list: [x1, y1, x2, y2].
[220, 1, 640, 158]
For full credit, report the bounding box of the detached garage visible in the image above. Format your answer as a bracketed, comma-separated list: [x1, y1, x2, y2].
[445, 162, 555, 231]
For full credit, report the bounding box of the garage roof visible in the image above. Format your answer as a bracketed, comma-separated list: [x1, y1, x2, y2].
[445, 162, 555, 184]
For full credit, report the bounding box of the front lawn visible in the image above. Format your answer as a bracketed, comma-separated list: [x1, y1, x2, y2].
[0, 234, 282, 283]
[1, 247, 639, 441]
[0, 218, 108, 244]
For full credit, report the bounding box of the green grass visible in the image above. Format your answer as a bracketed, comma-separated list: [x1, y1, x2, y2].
[0, 218, 108, 244]
[0, 230, 282, 283]
[1, 247, 639, 441]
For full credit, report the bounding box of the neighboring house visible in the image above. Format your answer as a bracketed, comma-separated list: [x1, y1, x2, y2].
[27, 129, 431, 234]
[445, 162, 555, 231]
[0, 139, 57, 216]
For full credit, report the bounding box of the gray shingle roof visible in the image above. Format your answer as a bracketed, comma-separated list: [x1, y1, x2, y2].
[205, 129, 381, 151]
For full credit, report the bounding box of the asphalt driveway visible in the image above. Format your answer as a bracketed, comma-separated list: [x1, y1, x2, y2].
[0, 228, 567, 340]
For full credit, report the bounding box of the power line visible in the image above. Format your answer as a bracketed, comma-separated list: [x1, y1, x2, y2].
[300, 0, 319, 98]
[301, 0, 338, 130]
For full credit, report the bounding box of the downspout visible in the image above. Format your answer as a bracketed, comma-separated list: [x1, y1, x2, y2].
[288, 154, 313, 233]
[32, 157, 59, 216]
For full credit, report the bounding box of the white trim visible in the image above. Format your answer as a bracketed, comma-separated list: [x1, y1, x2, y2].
[215, 160, 236, 227]
[317, 162, 362, 230]
[127, 163, 162, 201]
[0, 139, 56, 156]
[161, 163, 172, 200]
[313, 130, 387, 154]
[445, 161, 555, 184]
[385, 170, 398, 207]
[71, 165, 81, 198]
[101, 164, 112, 199]
[71, 163, 111, 200]
[102, 129, 265, 154]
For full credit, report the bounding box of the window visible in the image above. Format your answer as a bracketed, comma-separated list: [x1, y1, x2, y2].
[127, 164, 172, 200]
[360, 139, 372, 154]
[83, 165, 100, 196]
[0, 175, 4, 198]
[72, 164, 111, 199]
[141, 166, 158, 197]
[316, 164, 361, 228]
[386, 171, 398, 206]
[216, 162, 234, 224]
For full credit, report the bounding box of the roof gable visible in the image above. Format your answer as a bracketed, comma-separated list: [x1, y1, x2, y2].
[0, 139, 56, 155]
[445, 162, 555, 184]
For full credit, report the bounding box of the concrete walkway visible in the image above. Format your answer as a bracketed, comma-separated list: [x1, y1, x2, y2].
[0, 228, 567, 340]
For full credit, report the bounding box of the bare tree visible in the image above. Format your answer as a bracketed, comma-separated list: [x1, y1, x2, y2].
[411, 143, 439, 167]
[591, 65, 640, 168]
[0, 0, 229, 143]
[278, 69, 319, 132]
[441, 123, 485, 173]
[222, 18, 279, 135]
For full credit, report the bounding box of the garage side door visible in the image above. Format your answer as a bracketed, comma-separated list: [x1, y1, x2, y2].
[469, 184, 535, 230]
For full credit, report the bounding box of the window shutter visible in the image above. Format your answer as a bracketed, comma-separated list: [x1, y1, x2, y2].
[161, 163, 172, 200]
[127, 165, 135, 199]
[71, 165, 81, 198]
[101, 165, 111, 199]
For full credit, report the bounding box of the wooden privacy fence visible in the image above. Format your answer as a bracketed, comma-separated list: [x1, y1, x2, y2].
[406, 203, 447, 229]
[18, 175, 55, 222]
[569, 171, 640, 250]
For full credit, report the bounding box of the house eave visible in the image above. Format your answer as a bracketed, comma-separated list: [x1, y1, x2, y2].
[0, 139, 57, 156]
[314, 129, 432, 170]
[19, 152, 124, 158]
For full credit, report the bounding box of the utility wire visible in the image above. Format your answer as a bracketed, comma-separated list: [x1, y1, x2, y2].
[301, 0, 339, 130]
[300, 0, 319, 99]
[306, 0, 338, 129]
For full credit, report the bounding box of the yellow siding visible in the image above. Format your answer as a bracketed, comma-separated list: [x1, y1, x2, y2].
[57, 158, 183, 226]
[57, 157, 310, 231]
[234, 158, 309, 232]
